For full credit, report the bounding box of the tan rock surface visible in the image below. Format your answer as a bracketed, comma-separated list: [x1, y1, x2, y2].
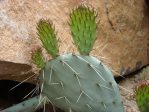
[0, 0, 149, 83]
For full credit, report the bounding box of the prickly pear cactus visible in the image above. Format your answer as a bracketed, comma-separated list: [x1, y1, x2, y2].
[1, 5, 124, 112]
[37, 5, 124, 112]
[135, 81, 149, 112]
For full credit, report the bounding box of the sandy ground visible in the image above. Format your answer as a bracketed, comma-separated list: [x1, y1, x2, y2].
[119, 66, 149, 112]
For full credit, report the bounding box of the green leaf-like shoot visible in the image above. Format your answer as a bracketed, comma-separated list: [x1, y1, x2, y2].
[31, 47, 45, 69]
[37, 19, 59, 58]
[69, 5, 97, 55]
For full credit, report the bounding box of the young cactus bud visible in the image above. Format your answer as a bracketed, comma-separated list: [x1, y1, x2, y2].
[135, 81, 149, 112]
[31, 47, 45, 69]
[37, 19, 59, 58]
[69, 5, 97, 55]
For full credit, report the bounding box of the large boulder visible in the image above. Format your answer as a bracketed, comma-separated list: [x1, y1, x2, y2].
[0, 0, 149, 83]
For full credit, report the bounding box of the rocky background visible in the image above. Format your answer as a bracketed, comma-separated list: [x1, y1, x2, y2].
[0, 0, 149, 83]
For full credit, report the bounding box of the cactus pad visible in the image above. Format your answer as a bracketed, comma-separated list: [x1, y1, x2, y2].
[40, 53, 124, 112]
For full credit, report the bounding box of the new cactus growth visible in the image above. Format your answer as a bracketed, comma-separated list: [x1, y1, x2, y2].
[135, 81, 149, 112]
[31, 47, 45, 69]
[69, 5, 97, 55]
[1, 5, 124, 112]
[37, 20, 59, 58]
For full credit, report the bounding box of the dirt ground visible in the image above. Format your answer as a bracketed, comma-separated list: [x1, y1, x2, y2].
[119, 65, 149, 112]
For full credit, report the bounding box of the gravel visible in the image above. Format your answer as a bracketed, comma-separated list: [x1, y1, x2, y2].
[118, 66, 149, 112]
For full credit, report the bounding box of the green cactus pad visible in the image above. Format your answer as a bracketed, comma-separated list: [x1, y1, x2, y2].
[135, 82, 149, 112]
[31, 47, 45, 69]
[37, 19, 59, 58]
[40, 53, 124, 112]
[69, 6, 97, 55]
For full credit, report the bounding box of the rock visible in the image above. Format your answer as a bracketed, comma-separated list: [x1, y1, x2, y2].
[0, 61, 36, 83]
[0, 0, 149, 83]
